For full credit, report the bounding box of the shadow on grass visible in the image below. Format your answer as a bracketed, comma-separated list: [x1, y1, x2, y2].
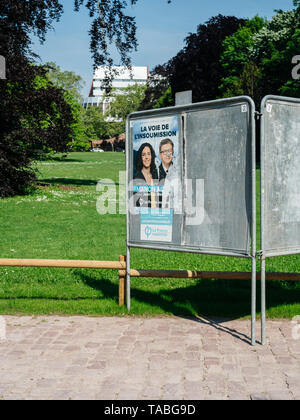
[79, 273, 300, 314]
[78, 272, 300, 343]
[40, 178, 99, 187]
[77, 273, 255, 344]
[40, 178, 121, 187]
[1, 271, 298, 345]
[38, 156, 84, 163]
[80, 273, 196, 316]
[50, 158, 84, 163]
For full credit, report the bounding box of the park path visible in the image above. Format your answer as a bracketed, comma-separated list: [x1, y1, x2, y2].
[0, 315, 299, 400]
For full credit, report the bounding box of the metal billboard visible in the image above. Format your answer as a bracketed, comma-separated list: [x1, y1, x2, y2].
[260, 95, 300, 345]
[261, 95, 300, 257]
[126, 97, 256, 258]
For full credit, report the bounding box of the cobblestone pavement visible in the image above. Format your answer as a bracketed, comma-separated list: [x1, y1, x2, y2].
[0, 315, 299, 400]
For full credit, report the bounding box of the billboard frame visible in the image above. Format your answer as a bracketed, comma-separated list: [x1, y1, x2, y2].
[126, 96, 257, 345]
[260, 95, 300, 344]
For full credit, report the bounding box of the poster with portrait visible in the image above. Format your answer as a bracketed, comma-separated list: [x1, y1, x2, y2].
[131, 115, 180, 242]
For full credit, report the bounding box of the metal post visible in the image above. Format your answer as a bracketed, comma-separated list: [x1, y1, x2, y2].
[251, 105, 257, 346]
[125, 115, 131, 311]
[260, 102, 266, 346]
[261, 256, 266, 345]
[251, 256, 256, 346]
[126, 245, 131, 311]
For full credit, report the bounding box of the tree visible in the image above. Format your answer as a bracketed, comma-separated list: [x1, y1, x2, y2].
[140, 65, 174, 110]
[153, 86, 173, 109]
[165, 15, 246, 103]
[247, 8, 300, 99]
[0, 1, 74, 197]
[250, 9, 300, 98]
[0, 0, 148, 195]
[280, 29, 300, 95]
[46, 62, 89, 151]
[74, 0, 138, 81]
[249, 10, 297, 62]
[81, 84, 146, 144]
[46, 62, 85, 103]
[82, 106, 114, 140]
[219, 16, 265, 106]
[108, 83, 146, 129]
[219, 6, 300, 104]
[218, 6, 300, 163]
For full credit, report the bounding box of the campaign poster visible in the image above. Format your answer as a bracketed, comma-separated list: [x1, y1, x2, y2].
[131, 115, 180, 242]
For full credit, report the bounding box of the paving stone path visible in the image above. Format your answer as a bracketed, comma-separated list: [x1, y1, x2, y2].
[0, 316, 299, 400]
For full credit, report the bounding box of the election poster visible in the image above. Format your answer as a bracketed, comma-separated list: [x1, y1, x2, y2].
[131, 115, 180, 242]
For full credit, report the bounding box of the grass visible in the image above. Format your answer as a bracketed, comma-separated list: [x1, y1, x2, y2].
[0, 152, 299, 318]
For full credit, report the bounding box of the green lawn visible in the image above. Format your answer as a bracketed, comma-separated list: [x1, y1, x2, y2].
[0, 152, 299, 318]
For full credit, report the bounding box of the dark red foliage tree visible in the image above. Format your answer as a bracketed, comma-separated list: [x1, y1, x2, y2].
[166, 15, 246, 103]
[0, 1, 74, 196]
[0, 0, 140, 196]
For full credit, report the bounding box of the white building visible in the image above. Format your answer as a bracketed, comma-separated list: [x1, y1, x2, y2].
[83, 66, 149, 114]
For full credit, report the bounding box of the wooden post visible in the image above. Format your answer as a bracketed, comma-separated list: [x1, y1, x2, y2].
[0, 258, 126, 270]
[118, 255, 126, 306]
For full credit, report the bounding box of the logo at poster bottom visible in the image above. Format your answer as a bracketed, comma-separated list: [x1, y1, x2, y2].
[144, 225, 152, 239]
[141, 224, 172, 242]
[140, 210, 173, 242]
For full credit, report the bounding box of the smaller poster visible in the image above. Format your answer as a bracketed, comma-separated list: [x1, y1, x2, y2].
[140, 209, 173, 242]
[131, 115, 179, 242]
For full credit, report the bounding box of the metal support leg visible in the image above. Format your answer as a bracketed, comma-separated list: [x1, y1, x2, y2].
[251, 255, 256, 346]
[261, 256, 266, 345]
[126, 245, 131, 311]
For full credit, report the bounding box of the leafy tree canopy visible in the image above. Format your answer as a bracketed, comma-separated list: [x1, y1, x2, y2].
[45, 62, 90, 150]
[82, 106, 109, 140]
[219, 4, 300, 104]
[140, 64, 174, 110]
[165, 14, 246, 103]
[153, 86, 173, 109]
[0, 0, 155, 195]
[219, 16, 266, 104]
[249, 10, 299, 62]
[81, 84, 147, 142]
[108, 83, 146, 123]
[74, 0, 138, 72]
[221, 16, 266, 77]
[46, 62, 85, 103]
[0, 1, 73, 196]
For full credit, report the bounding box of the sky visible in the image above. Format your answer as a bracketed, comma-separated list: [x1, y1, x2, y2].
[32, 0, 295, 97]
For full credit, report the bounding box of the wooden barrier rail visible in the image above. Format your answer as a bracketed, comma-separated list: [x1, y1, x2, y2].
[0, 257, 299, 307]
[0, 258, 126, 270]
